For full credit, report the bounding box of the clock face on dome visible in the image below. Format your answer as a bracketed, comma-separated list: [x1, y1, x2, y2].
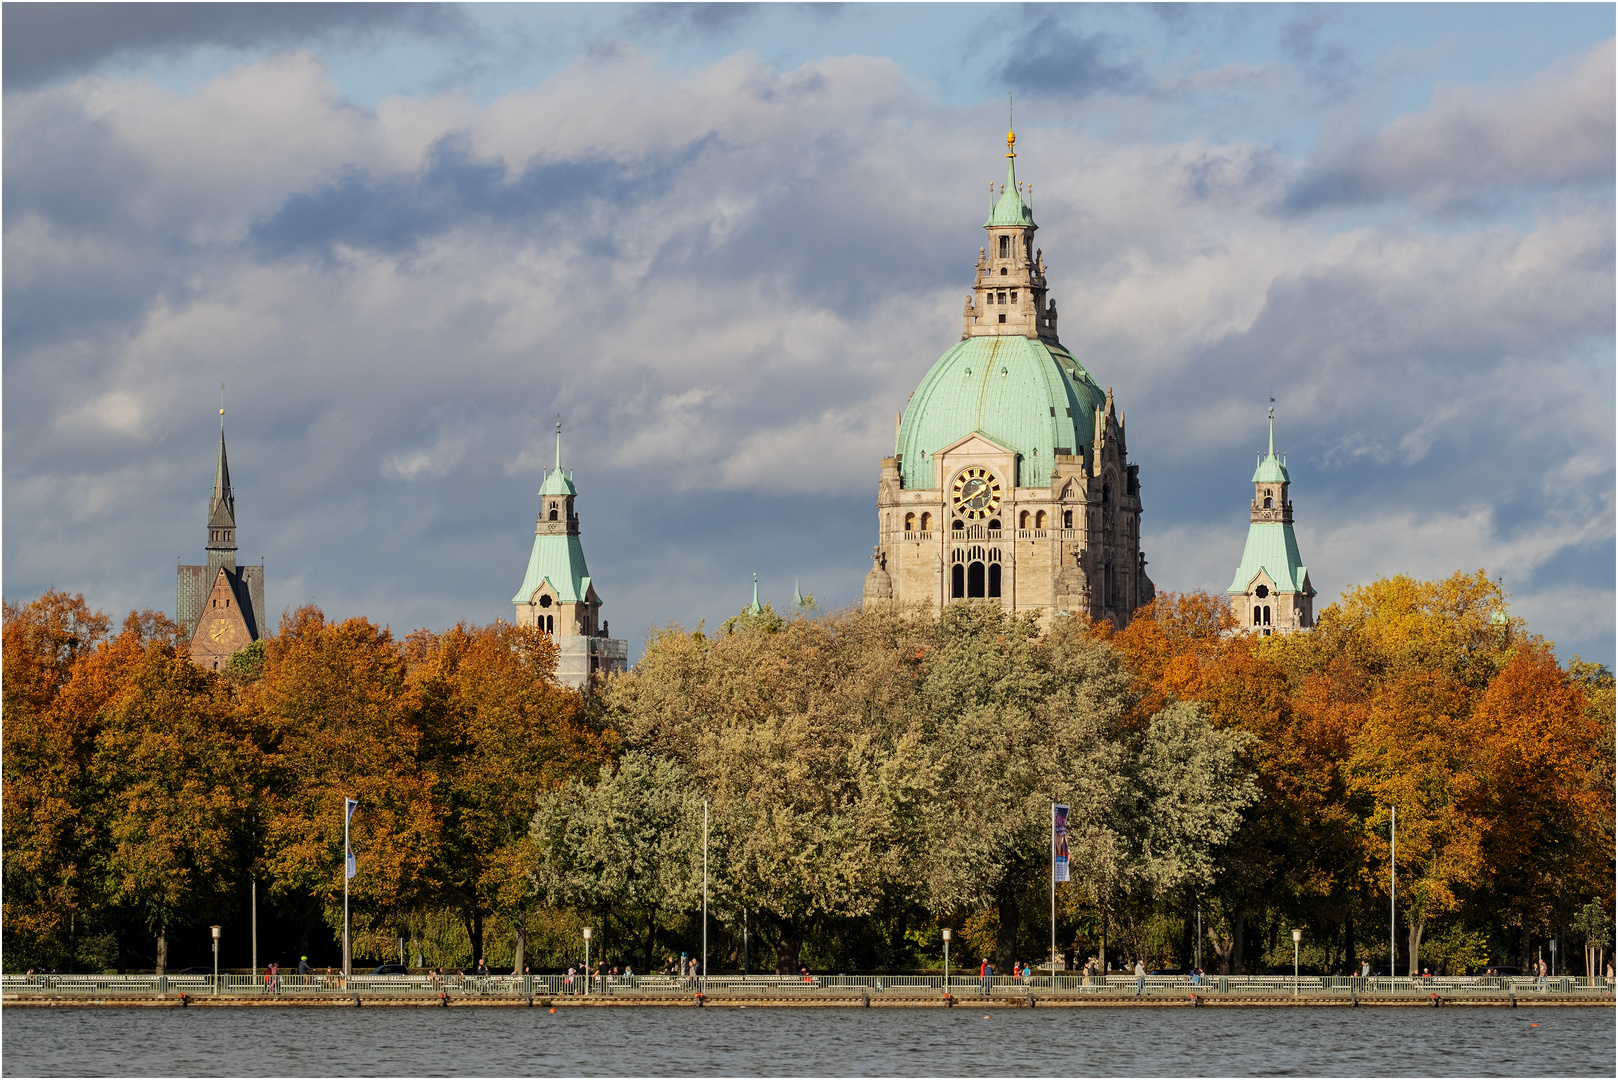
[952, 467, 1002, 519]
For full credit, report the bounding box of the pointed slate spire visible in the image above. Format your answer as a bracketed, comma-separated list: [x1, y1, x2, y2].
[205, 387, 238, 576]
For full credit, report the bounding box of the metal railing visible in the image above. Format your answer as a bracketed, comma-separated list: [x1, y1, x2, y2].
[4, 972, 1612, 1000]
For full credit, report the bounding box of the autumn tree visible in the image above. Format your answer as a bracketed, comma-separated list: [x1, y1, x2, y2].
[89, 613, 259, 971]
[250, 607, 445, 960]
[1, 591, 112, 967]
[411, 621, 605, 969]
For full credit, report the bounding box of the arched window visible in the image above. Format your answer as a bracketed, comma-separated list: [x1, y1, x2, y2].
[988, 564, 1002, 598]
[951, 564, 965, 598]
[921, 512, 932, 531]
[1253, 606, 1261, 626]
[1263, 606, 1272, 626]
[1103, 484, 1111, 505]
[1035, 510, 1047, 529]
[1019, 510, 1030, 529]
[1263, 496, 1272, 509]
[1063, 509, 1073, 529]
[549, 503, 558, 521]
[999, 235, 1010, 258]
[987, 519, 1001, 530]
[952, 519, 964, 531]
[967, 562, 986, 598]
[905, 512, 916, 532]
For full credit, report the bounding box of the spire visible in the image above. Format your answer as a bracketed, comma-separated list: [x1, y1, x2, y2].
[540, 417, 577, 497]
[1268, 397, 1275, 456]
[986, 122, 1034, 228]
[555, 416, 562, 471]
[746, 573, 763, 615]
[793, 577, 806, 609]
[205, 388, 238, 576]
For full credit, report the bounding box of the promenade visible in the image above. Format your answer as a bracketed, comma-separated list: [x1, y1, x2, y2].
[6, 972, 1613, 1008]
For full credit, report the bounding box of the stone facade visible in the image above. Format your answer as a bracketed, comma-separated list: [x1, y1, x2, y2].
[179, 416, 265, 669]
[1226, 413, 1314, 635]
[511, 424, 629, 690]
[868, 132, 1153, 628]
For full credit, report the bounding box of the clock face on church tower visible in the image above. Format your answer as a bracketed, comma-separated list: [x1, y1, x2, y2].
[952, 467, 1002, 519]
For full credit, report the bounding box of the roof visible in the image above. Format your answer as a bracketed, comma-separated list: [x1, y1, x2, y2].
[1227, 522, 1313, 595]
[984, 156, 1034, 228]
[511, 532, 595, 604]
[539, 468, 577, 497]
[895, 335, 1105, 489]
[1252, 453, 1290, 484]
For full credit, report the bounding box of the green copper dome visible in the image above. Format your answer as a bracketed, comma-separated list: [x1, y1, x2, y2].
[896, 336, 1105, 490]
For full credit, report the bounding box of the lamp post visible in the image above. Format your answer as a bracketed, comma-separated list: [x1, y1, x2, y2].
[1389, 804, 1397, 979]
[942, 928, 952, 995]
[582, 927, 592, 996]
[1292, 929, 1302, 997]
[211, 925, 222, 996]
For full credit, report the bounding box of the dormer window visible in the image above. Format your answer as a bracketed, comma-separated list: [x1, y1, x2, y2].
[999, 235, 1010, 258]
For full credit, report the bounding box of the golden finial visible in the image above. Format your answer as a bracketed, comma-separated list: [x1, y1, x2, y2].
[1006, 129, 1016, 158]
[1006, 91, 1016, 157]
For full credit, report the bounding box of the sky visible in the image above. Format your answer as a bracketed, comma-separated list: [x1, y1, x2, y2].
[4, 2, 1614, 667]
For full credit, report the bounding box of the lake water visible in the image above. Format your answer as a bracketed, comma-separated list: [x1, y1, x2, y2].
[2, 1006, 1612, 1076]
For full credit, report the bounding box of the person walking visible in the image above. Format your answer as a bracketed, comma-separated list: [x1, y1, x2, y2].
[1134, 959, 1147, 997]
[297, 956, 311, 976]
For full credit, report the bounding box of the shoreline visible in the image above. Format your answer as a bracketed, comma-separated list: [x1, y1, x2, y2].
[7, 994, 1612, 1009]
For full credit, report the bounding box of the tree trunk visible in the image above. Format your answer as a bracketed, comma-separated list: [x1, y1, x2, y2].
[644, 906, 659, 972]
[513, 918, 527, 975]
[1099, 910, 1107, 973]
[462, 910, 485, 967]
[1229, 907, 1246, 975]
[1344, 913, 1356, 976]
[1408, 916, 1426, 975]
[993, 881, 1022, 975]
[1517, 923, 1530, 972]
[155, 925, 167, 975]
[774, 920, 801, 975]
[1176, 894, 1193, 971]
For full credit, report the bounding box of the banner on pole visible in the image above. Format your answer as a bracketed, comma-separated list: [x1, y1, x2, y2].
[345, 798, 359, 880]
[1052, 803, 1070, 882]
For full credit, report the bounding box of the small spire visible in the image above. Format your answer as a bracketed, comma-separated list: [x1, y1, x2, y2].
[554, 416, 563, 471]
[1268, 397, 1275, 457]
[219, 383, 225, 429]
[746, 573, 763, 616]
[793, 577, 806, 609]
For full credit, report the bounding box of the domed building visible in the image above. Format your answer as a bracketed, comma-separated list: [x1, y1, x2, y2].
[866, 130, 1153, 627]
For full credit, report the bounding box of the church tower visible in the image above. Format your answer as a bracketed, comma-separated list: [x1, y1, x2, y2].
[178, 399, 265, 668]
[511, 423, 628, 689]
[868, 129, 1153, 627]
[1227, 406, 1314, 634]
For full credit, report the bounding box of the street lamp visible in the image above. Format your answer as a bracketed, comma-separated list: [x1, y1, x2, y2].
[582, 927, 592, 996]
[1291, 929, 1302, 997]
[942, 928, 952, 995]
[211, 925, 222, 996]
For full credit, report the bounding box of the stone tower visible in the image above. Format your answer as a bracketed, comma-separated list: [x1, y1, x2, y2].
[512, 423, 628, 689]
[178, 403, 265, 669]
[868, 129, 1153, 627]
[1227, 407, 1314, 634]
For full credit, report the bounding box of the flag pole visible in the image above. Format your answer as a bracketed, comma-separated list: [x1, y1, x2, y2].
[702, 799, 709, 992]
[1051, 802, 1057, 980]
[344, 801, 351, 979]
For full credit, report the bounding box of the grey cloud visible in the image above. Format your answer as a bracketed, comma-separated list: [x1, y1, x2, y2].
[3, 49, 1611, 671]
[623, 3, 763, 41]
[1277, 8, 1356, 98]
[1, 2, 463, 90]
[996, 11, 1144, 99]
[1286, 39, 1615, 212]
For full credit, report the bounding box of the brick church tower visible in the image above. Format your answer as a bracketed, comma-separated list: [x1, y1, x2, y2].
[178, 401, 265, 668]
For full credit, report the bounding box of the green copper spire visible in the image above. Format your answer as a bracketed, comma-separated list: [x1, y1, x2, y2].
[985, 126, 1035, 228]
[746, 573, 762, 615]
[792, 577, 806, 609]
[1252, 399, 1289, 484]
[539, 418, 576, 496]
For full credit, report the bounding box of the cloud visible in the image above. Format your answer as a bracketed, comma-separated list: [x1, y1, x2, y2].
[1, 2, 464, 90]
[996, 11, 1144, 99]
[2, 43, 1610, 669]
[1287, 38, 1615, 211]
